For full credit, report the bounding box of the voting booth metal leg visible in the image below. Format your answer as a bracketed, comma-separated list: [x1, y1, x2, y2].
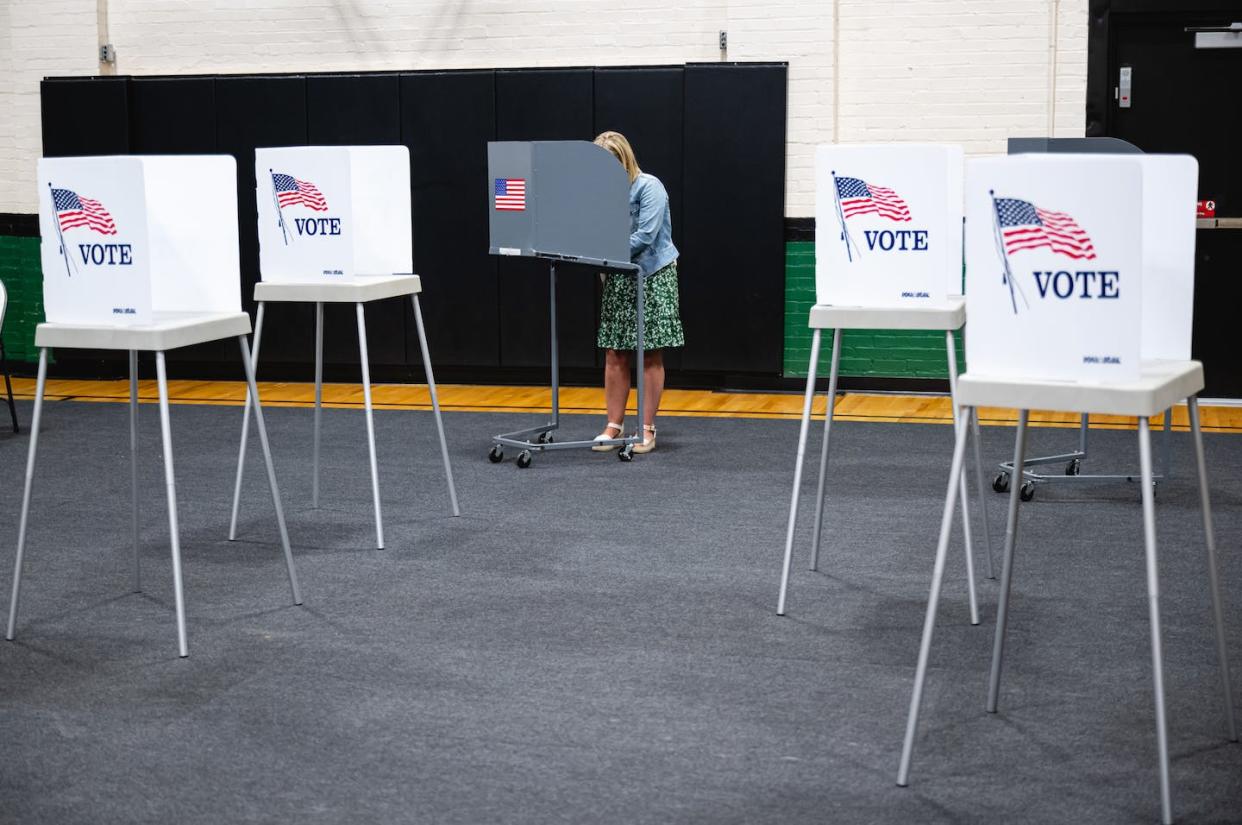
[897, 403, 974, 787]
[1137, 416, 1175, 824]
[970, 407, 995, 580]
[1188, 397, 1239, 742]
[945, 331, 981, 626]
[412, 294, 460, 516]
[313, 301, 323, 509]
[229, 301, 266, 541]
[6, 348, 48, 642]
[808, 329, 841, 574]
[490, 261, 642, 464]
[129, 350, 141, 593]
[238, 335, 302, 606]
[154, 352, 190, 658]
[356, 303, 384, 550]
[987, 410, 1030, 714]
[777, 329, 822, 616]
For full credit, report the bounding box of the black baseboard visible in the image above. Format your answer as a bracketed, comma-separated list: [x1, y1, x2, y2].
[0, 213, 39, 237]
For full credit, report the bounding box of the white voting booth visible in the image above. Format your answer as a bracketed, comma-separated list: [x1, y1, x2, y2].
[230, 145, 459, 552]
[38, 155, 241, 325]
[778, 144, 992, 621]
[255, 146, 413, 280]
[898, 153, 1237, 825]
[11, 155, 300, 659]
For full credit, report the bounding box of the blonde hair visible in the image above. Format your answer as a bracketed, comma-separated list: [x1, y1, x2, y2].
[593, 131, 641, 183]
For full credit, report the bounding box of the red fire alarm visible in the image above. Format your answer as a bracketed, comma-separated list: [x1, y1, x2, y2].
[1197, 200, 1216, 218]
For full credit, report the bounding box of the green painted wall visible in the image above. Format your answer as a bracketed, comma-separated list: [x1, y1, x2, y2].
[0, 235, 43, 364]
[783, 239, 965, 380]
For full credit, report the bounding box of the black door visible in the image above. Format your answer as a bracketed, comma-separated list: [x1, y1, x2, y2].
[1106, 12, 1242, 396]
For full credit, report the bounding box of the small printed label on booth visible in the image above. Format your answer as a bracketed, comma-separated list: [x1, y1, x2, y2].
[498, 247, 521, 256]
[1197, 200, 1216, 218]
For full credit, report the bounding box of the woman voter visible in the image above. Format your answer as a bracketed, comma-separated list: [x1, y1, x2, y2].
[591, 131, 685, 455]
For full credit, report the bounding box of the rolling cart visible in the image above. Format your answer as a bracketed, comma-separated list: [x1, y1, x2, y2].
[485, 140, 645, 468]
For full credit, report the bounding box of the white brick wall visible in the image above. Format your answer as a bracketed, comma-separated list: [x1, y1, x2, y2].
[0, 0, 1086, 215]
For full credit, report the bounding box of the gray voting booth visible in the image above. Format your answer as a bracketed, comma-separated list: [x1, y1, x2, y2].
[487, 140, 644, 466]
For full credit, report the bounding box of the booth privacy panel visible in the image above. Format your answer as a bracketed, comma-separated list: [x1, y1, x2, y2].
[255, 145, 413, 281]
[965, 155, 1144, 383]
[487, 141, 631, 268]
[815, 144, 964, 308]
[1139, 154, 1197, 362]
[38, 155, 240, 326]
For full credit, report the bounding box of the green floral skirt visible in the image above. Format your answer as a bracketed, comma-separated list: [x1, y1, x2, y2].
[597, 261, 685, 351]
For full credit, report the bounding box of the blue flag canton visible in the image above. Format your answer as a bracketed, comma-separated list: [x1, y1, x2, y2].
[995, 197, 1041, 228]
[835, 176, 870, 200]
[272, 173, 300, 193]
[495, 178, 512, 195]
[51, 188, 84, 211]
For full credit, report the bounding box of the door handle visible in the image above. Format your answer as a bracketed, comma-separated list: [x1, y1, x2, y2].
[1196, 217, 1242, 229]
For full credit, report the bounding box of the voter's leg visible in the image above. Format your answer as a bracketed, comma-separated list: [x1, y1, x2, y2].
[599, 348, 631, 441]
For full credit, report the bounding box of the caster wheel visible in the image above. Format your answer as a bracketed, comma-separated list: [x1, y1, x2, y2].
[992, 472, 1010, 493]
[488, 445, 504, 463]
[618, 445, 634, 462]
[1019, 481, 1035, 502]
[1065, 458, 1081, 476]
[536, 432, 554, 445]
[516, 450, 533, 469]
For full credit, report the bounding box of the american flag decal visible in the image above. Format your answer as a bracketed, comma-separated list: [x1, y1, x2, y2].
[272, 173, 328, 211]
[835, 176, 911, 222]
[51, 188, 117, 235]
[994, 198, 1096, 260]
[495, 178, 526, 211]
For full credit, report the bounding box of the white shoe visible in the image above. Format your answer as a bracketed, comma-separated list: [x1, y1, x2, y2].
[632, 425, 657, 454]
[592, 422, 624, 451]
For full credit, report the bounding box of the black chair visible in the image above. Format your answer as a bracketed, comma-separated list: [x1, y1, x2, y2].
[1, 279, 19, 433]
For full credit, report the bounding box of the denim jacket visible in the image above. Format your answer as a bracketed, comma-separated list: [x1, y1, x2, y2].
[629, 173, 679, 278]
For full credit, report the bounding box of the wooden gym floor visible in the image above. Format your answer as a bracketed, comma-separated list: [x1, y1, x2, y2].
[7, 377, 1242, 433]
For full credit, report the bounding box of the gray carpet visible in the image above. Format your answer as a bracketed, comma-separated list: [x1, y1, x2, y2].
[0, 399, 1240, 824]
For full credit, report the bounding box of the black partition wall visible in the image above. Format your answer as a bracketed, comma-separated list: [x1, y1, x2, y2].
[39, 63, 788, 387]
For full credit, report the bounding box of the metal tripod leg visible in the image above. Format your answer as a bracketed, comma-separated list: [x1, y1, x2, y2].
[896, 404, 973, 786]
[808, 329, 841, 573]
[356, 303, 384, 549]
[229, 301, 266, 540]
[987, 410, 1030, 713]
[237, 335, 301, 606]
[313, 301, 323, 508]
[129, 350, 141, 593]
[412, 294, 459, 516]
[154, 351, 189, 658]
[6, 348, 48, 641]
[1187, 397, 1237, 743]
[945, 331, 980, 625]
[1138, 417, 1173, 825]
[777, 329, 822, 616]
